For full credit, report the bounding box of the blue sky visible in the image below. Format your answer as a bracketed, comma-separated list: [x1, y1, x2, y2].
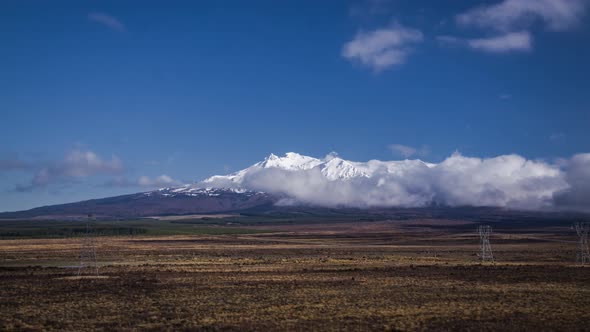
[1, 0, 589, 211]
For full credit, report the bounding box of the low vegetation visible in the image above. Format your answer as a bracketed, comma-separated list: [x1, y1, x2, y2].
[0, 218, 588, 331]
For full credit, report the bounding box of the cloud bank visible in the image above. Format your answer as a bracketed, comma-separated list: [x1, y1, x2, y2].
[201, 152, 590, 212]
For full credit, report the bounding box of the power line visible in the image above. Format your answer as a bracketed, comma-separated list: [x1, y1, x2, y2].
[574, 222, 589, 265]
[477, 225, 494, 263]
[77, 214, 99, 276]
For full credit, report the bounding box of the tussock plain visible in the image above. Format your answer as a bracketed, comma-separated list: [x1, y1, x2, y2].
[1, 218, 589, 331]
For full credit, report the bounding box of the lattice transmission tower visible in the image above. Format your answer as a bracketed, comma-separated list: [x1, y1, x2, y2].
[77, 214, 99, 276]
[574, 222, 590, 265]
[477, 225, 494, 262]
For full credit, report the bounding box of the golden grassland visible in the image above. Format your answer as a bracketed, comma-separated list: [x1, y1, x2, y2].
[1, 220, 589, 331]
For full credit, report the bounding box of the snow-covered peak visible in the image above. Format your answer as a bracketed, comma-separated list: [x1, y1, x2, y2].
[257, 152, 322, 171]
[200, 152, 436, 186]
[188, 152, 440, 195]
[265, 153, 279, 161]
[321, 157, 369, 180]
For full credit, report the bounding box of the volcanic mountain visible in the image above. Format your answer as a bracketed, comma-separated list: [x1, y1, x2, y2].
[0, 152, 435, 219]
[0, 152, 580, 219]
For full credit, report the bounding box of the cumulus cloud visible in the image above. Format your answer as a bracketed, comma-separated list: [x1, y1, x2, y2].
[438, 31, 532, 53]
[389, 144, 430, 158]
[468, 31, 532, 53]
[389, 144, 416, 158]
[342, 23, 423, 71]
[16, 150, 123, 191]
[201, 152, 588, 211]
[443, 0, 589, 55]
[553, 153, 590, 212]
[430, 153, 564, 209]
[88, 12, 126, 32]
[456, 0, 590, 32]
[104, 175, 181, 189]
[138, 175, 180, 187]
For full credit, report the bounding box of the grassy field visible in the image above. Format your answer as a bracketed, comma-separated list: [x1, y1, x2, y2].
[0, 218, 269, 239]
[0, 218, 589, 331]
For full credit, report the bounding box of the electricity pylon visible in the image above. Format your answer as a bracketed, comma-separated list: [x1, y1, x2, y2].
[574, 222, 589, 265]
[77, 214, 99, 276]
[477, 225, 494, 262]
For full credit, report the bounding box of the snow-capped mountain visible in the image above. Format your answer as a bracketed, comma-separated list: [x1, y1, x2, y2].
[320, 157, 370, 180]
[2, 151, 583, 219]
[259, 152, 322, 170]
[0, 152, 443, 218]
[203, 152, 324, 186]
[170, 152, 561, 211]
[201, 152, 434, 187]
[129, 152, 440, 204]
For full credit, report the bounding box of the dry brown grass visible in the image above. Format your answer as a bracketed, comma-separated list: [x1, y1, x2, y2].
[1, 222, 589, 331]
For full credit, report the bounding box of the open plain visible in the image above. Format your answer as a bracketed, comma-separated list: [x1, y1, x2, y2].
[0, 218, 589, 331]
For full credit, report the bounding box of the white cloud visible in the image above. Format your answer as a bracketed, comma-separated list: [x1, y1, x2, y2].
[389, 144, 429, 158]
[342, 23, 423, 71]
[105, 174, 181, 188]
[138, 175, 180, 187]
[88, 12, 126, 32]
[16, 149, 123, 191]
[445, 0, 589, 56]
[438, 31, 532, 53]
[553, 153, 590, 212]
[202, 152, 582, 211]
[468, 31, 532, 53]
[389, 144, 416, 158]
[457, 0, 590, 32]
